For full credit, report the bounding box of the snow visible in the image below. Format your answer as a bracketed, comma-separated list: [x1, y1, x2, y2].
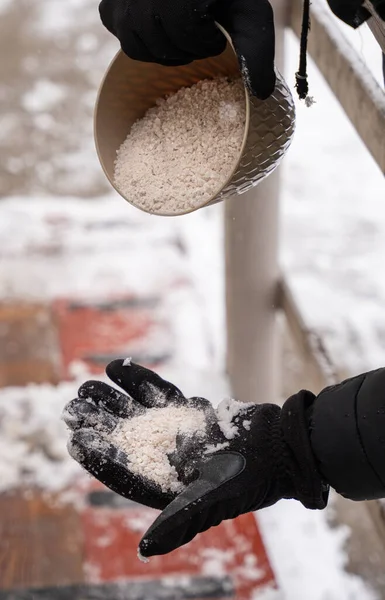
[200, 547, 264, 582]
[252, 587, 283, 600]
[0, 0, 11, 15]
[137, 549, 150, 564]
[321, 0, 384, 87]
[0, 377, 84, 493]
[0, 197, 223, 370]
[200, 548, 236, 576]
[282, 28, 385, 374]
[216, 397, 254, 439]
[125, 512, 156, 533]
[258, 499, 378, 600]
[32, 0, 99, 36]
[22, 80, 67, 113]
[83, 561, 102, 583]
[205, 441, 230, 454]
[312, 0, 385, 93]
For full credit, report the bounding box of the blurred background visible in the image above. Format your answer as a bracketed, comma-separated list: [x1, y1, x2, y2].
[0, 0, 384, 598]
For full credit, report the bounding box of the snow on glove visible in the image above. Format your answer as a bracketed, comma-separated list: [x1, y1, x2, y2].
[98, 0, 276, 99]
[63, 359, 328, 558]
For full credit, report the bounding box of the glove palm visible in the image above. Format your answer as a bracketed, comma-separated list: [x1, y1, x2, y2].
[64, 360, 327, 558]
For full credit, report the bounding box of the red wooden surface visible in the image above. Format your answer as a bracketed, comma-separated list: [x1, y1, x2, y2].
[0, 303, 59, 387]
[82, 492, 275, 599]
[54, 298, 167, 378]
[0, 490, 84, 591]
[0, 294, 277, 598]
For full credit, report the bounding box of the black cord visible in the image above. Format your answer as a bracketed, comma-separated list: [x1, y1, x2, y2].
[295, 0, 311, 100]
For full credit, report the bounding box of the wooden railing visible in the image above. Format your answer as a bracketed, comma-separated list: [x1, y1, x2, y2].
[226, 0, 385, 590]
[291, 0, 385, 173]
[226, 0, 385, 404]
[281, 0, 385, 388]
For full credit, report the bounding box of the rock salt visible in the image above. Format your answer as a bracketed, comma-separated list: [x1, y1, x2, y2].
[114, 77, 246, 215]
[137, 548, 150, 564]
[205, 442, 230, 455]
[112, 405, 206, 493]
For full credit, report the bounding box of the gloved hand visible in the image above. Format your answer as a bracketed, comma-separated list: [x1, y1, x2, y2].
[326, 0, 385, 28]
[63, 359, 328, 558]
[98, 0, 276, 100]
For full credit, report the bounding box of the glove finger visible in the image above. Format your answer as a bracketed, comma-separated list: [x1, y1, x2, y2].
[326, 0, 369, 27]
[187, 396, 215, 413]
[120, 29, 157, 62]
[160, 12, 227, 58]
[63, 398, 119, 433]
[78, 380, 140, 418]
[139, 14, 194, 63]
[139, 452, 246, 557]
[188, 398, 221, 438]
[69, 429, 174, 510]
[100, 0, 193, 65]
[216, 0, 276, 99]
[99, 0, 119, 36]
[122, 29, 192, 65]
[106, 360, 186, 408]
[168, 432, 205, 486]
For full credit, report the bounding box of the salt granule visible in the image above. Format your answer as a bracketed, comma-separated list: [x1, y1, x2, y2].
[112, 406, 206, 493]
[114, 77, 246, 215]
[137, 548, 150, 564]
[205, 441, 230, 455]
[123, 357, 132, 367]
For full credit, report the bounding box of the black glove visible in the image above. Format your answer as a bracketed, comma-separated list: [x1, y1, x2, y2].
[310, 367, 385, 501]
[63, 360, 328, 558]
[326, 0, 385, 28]
[98, 0, 276, 100]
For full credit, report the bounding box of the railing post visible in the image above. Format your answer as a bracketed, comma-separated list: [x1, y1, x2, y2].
[225, 0, 287, 404]
[225, 175, 280, 404]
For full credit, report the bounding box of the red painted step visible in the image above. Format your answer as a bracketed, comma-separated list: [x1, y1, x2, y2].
[54, 294, 277, 598]
[54, 297, 170, 379]
[81, 485, 276, 600]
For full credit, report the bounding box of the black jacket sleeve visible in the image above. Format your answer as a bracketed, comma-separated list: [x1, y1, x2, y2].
[310, 368, 385, 501]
